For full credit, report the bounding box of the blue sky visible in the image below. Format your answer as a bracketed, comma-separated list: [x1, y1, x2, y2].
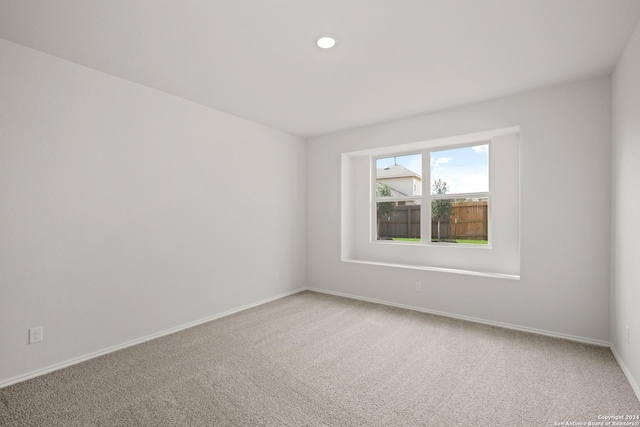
[376, 144, 488, 194]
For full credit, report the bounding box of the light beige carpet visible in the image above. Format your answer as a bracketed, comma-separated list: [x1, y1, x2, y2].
[1, 291, 639, 426]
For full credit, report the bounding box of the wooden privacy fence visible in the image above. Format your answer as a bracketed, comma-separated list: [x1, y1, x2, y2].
[378, 204, 421, 238]
[378, 201, 488, 240]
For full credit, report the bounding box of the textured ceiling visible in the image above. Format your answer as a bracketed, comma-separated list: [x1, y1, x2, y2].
[1, 0, 640, 137]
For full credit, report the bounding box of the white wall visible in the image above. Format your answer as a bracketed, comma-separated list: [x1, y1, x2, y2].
[0, 39, 306, 385]
[308, 76, 612, 343]
[611, 21, 640, 395]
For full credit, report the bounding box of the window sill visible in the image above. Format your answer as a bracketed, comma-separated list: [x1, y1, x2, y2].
[342, 258, 520, 280]
[373, 240, 492, 249]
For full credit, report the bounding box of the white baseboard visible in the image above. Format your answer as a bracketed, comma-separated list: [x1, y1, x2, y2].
[0, 287, 306, 389]
[610, 345, 640, 402]
[306, 287, 610, 347]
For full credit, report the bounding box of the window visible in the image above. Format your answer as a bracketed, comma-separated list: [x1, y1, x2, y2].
[373, 143, 490, 245]
[375, 153, 422, 242]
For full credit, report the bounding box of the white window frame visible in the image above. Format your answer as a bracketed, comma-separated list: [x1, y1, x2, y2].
[372, 141, 491, 246]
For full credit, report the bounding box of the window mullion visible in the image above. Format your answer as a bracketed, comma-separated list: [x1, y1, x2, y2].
[421, 148, 430, 243]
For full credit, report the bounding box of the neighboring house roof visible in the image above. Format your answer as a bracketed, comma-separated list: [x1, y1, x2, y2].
[376, 182, 408, 197]
[388, 187, 408, 197]
[376, 164, 421, 179]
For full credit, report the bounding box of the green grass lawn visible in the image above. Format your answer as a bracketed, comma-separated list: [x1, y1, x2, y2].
[391, 237, 488, 244]
[455, 239, 488, 245]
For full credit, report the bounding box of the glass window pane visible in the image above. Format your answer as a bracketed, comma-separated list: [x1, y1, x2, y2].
[430, 144, 488, 195]
[376, 201, 421, 242]
[376, 153, 422, 197]
[431, 198, 488, 244]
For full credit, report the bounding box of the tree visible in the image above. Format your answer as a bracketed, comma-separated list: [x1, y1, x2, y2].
[376, 182, 396, 239]
[431, 179, 452, 241]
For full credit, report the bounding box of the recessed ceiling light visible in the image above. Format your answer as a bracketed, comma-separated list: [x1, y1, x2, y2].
[316, 35, 336, 49]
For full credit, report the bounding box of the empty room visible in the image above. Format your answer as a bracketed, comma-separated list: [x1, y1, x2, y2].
[1, 1, 640, 425]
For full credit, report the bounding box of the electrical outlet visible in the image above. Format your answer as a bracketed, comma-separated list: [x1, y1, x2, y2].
[415, 282, 422, 291]
[274, 272, 279, 281]
[29, 327, 43, 344]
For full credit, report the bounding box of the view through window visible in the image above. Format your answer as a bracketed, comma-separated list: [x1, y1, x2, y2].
[374, 144, 489, 245]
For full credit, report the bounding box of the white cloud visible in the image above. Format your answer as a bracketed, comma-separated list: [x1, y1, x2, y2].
[472, 145, 489, 154]
[430, 168, 489, 194]
[435, 157, 452, 164]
